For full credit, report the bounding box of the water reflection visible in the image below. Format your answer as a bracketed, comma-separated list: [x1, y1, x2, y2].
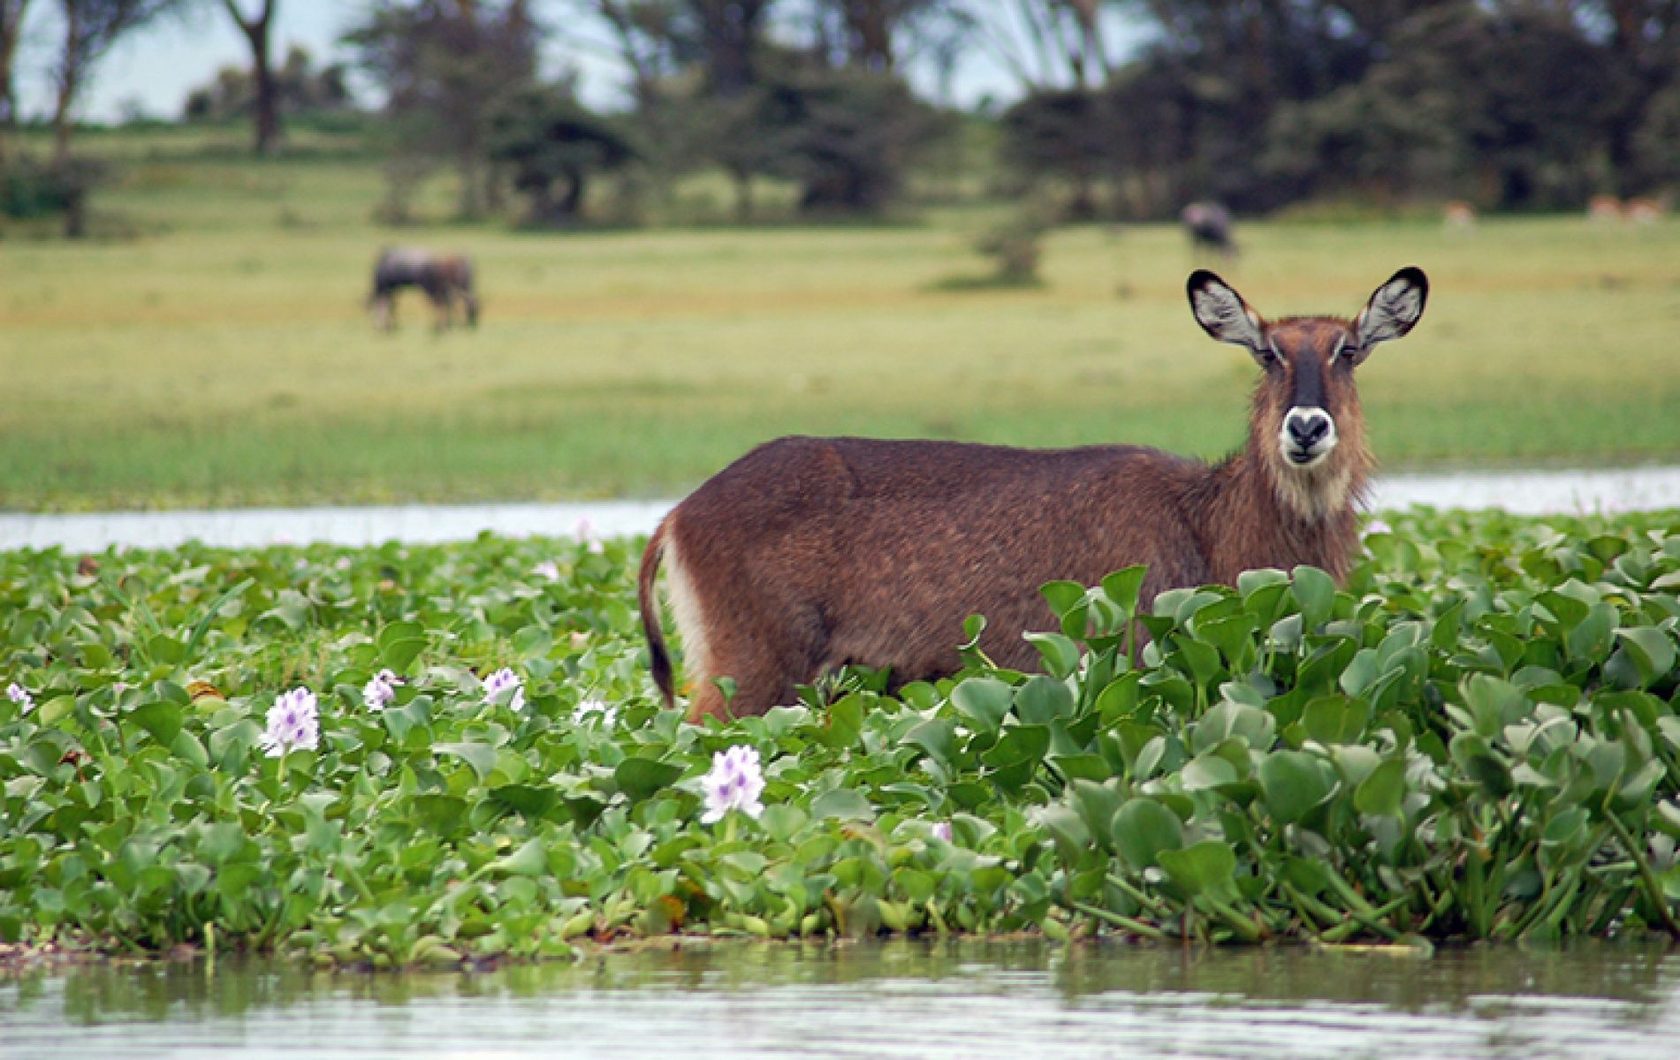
[4, 940, 1678, 1058]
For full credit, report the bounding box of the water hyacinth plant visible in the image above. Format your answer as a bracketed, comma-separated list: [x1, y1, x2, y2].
[701, 745, 767, 823]
[482, 667, 526, 711]
[6, 683, 31, 712]
[0, 512, 1678, 966]
[362, 669, 401, 712]
[257, 687, 319, 756]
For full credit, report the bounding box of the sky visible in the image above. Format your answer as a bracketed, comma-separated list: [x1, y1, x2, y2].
[11, 2, 1149, 123]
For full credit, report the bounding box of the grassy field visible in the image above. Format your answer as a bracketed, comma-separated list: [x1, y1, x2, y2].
[3, 131, 1680, 510]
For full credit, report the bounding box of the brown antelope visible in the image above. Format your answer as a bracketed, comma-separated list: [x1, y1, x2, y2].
[639, 268, 1429, 721]
[368, 248, 480, 331]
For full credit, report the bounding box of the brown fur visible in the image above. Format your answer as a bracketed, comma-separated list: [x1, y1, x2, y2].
[639, 269, 1427, 721]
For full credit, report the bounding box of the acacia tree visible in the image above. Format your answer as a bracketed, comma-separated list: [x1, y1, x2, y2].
[0, 0, 33, 165]
[50, 0, 177, 166]
[346, 0, 539, 219]
[488, 86, 639, 224]
[217, 0, 279, 154]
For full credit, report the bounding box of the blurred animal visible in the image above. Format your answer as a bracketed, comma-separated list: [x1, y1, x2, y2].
[640, 267, 1429, 721]
[368, 248, 480, 331]
[1181, 201, 1237, 258]
[1588, 195, 1625, 223]
[1442, 200, 1477, 230]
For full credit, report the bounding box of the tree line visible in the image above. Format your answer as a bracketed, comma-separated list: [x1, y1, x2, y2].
[2, 1, 1678, 235]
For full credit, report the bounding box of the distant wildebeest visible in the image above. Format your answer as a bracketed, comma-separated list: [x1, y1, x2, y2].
[1181, 201, 1237, 257]
[368, 248, 480, 331]
[639, 267, 1429, 721]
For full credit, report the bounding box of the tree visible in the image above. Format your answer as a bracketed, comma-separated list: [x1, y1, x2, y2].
[0, 0, 33, 165]
[346, 0, 540, 219]
[182, 45, 351, 122]
[49, 0, 178, 167]
[488, 86, 639, 224]
[217, 0, 279, 154]
[764, 67, 945, 213]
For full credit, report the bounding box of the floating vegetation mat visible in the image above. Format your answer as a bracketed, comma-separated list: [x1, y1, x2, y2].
[3, 508, 1680, 966]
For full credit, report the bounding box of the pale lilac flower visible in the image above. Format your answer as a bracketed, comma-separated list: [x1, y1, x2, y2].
[334, 557, 352, 571]
[258, 687, 320, 757]
[7, 682, 34, 714]
[362, 669, 401, 712]
[482, 667, 526, 711]
[572, 696, 618, 726]
[931, 821, 953, 842]
[1364, 517, 1393, 537]
[700, 745, 766, 823]
[532, 560, 562, 582]
[574, 517, 605, 554]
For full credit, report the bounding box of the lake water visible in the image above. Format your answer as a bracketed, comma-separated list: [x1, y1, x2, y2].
[5, 939, 1678, 1058]
[3, 466, 1679, 553]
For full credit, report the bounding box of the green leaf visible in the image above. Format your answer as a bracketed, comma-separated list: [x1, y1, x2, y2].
[1040, 580, 1087, 618]
[951, 677, 1013, 734]
[904, 717, 957, 766]
[613, 757, 683, 801]
[491, 837, 548, 877]
[1100, 566, 1148, 616]
[129, 702, 183, 748]
[1111, 798, 1184, 871]
[810, 788, 874, 821]
[1291, 566, 1336, 628]
[435, 741, 498, 783]
[1259, 750, 1335, 824]
[490, 784, 560, 819]
[1014, 675, 1075, 725]
[1024, 632, 1082, 680]
[1613, 627, 1677, 686]
[1300, 695, 1369, 745]
[1353, 758, 1407, 817]
[377, 620, 427, 672]
[1157, 839, 1236, 896]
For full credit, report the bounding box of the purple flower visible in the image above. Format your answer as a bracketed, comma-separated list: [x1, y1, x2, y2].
[700, 745, 766, 824]
[931, 820, 953, 843]
[482, 667, 526, 711]
[362, 669, 401, 712]
[258, 687, 319, 757]
[532, 560, 561, 582]
[7, 682, 33, 714]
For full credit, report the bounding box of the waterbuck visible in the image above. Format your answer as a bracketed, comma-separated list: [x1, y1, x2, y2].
[639, 267, 1428, 721]
[368, 247, 480, 331]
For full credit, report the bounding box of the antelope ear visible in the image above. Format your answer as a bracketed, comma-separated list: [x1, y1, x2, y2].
[1354, 266, 1428, 350]
[1187, 270, 1265, 353]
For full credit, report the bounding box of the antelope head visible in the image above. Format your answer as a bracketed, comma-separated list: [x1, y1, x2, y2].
[1187, 266, 1429, 518]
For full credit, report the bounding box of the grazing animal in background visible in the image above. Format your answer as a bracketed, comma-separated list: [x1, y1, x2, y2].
[1624, 197, 1667, 225]
[1588, 195, 1625, 223]
[1181, 201, 1237, 258]
[368, 247, 480, 331]
[1442, 200, 1477, 230]
[639, 267, 1430, 721]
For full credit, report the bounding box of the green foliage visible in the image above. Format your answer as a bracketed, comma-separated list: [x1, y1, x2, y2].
[4, 509, 1680, 963]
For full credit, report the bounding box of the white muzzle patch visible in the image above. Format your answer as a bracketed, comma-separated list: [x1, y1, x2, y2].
[1280, 406, 1337, 468]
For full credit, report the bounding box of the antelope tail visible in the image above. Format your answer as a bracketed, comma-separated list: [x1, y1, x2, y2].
[638, 521, 675, 709]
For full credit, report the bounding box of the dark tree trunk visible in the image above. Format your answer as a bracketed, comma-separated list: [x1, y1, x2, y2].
[223, 0, 280, 155]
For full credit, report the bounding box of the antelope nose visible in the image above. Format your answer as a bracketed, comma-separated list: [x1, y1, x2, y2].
[1287, 411, 1330, 447]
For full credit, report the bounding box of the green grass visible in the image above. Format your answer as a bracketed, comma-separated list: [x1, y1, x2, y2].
[3, 134, 1680, 510]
